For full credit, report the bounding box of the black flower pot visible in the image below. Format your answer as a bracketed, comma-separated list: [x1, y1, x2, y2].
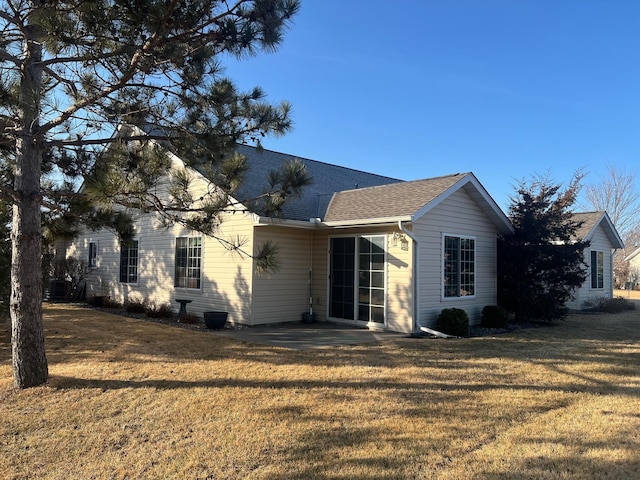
[203, 311, 228, 330]
[301, 312, 315, 324]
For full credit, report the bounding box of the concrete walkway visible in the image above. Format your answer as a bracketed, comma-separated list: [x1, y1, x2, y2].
[210, 321, 405, 350]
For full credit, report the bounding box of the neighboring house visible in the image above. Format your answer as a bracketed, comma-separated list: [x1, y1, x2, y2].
[624, 246, 640, 288]
[61, 143, 513, 334]
[565, 211, 624, 310]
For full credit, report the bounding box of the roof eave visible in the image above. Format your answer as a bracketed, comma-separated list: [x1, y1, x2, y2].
[323, 215, 413, 228]
[582, 212, 625, 249]
[624, 246, 640, 261]
[412, 173, 513, 235]
[253, 215, 326, 229]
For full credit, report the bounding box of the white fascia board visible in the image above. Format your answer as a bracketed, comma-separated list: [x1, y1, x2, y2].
[580, 213, 601, 243]
[323, 215, 413, 228]
[253, 216, 326, 229]
[254, 215, 413, 229]
[624, 246, 640, 261]
[582, 212, 625, 249]
[412, 173, 513, 234]
[162, 145, 250, 215]
[601, 213, 625, 249]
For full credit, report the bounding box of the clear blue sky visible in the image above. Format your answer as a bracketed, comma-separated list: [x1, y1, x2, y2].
[224, 0, 639, 211]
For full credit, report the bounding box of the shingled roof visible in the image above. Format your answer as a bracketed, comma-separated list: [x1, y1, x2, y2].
[138, 124, 401, 222]
[571, 211, 624, 248]
[225, 144, 402, 221]
[324, 173, 466, 222]
[324, 172, 513, 234]
[164, 135, 510, 231]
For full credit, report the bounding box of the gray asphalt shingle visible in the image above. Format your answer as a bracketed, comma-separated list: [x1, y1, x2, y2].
[324, 173, 467, 222]
[227, 144, 402, 221]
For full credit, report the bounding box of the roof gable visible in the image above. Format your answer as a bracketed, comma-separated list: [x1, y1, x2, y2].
[324, 173, 464, 222]
[571, 211, 624, 249]
[324, 172, 513, 234]
[624, 246, 640, 261]
[160, 136, 511, 232]
[196, 144, 402, 221]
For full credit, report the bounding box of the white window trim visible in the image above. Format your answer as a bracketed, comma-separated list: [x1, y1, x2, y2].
[88, 241, 98, 269]
[119, 238, 140, 285]
[441, 233, 477, 301]
[326, 233, 388, 326]
[590, 249, 605, 290]
[174, 236, 203, 291]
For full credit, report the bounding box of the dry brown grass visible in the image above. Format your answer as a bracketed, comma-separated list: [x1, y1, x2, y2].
[615, 288, 640, 301]
[1, 304, 639, 479]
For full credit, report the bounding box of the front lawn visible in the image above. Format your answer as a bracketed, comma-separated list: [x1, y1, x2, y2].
[1, 304, 639, 479]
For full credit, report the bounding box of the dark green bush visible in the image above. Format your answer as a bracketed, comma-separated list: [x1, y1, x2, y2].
[481, 305, 508, 328]
[437, 308, 469, 337]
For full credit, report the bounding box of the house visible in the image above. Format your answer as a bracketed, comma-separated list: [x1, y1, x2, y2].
[565, 211, 624, 309]
[624, 245, 640, 288]
[61, 143, 513, 334]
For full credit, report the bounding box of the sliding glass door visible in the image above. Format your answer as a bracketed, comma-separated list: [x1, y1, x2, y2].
[330, 235, 386, 326]
[329, 237, 355, 320]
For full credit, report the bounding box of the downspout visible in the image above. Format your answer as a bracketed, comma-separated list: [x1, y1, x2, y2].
[308, 223, 315, 318]
[610, 248, 617, 299]
[399, 220, 457, 338]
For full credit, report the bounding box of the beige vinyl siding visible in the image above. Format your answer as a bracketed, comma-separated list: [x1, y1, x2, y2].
[251, 226, 314, 325]
[310, 230, 329, 323]
[65, 210, 257, 323]
[384, 228, 414, 333]
[311, 225, 414, 333]
[413, 187, 499, 327]
[566, 225, 614, 310]
[197, 213, 255, 324]
[65, 229, 123, 299]
[63, 154, 258, 324]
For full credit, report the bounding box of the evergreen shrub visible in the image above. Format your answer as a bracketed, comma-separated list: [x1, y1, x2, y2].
[481, 305, 508, 328]
[437, 308, 469, 337]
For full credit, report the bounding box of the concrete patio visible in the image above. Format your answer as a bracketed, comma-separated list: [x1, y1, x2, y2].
[209, 321, 406, 350]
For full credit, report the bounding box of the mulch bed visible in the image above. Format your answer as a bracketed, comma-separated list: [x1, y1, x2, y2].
[76, 302, 545, 338]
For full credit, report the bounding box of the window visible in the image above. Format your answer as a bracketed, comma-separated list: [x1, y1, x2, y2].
[119, 240, 139, 284]
[88, 241, 98, 269]
[329, 237, 355, 320]
[443, 235, 475, 298]
[175, 237, 202, 289]
[591, 250, 604, 289]
[358, 236, 386, 323]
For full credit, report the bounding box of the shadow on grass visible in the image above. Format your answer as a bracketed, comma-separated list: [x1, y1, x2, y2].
[49, 368, 640, 399]
[37, 305, 640, 401]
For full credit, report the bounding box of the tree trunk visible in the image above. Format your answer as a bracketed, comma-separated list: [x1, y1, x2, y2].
[11, 18, 48, 389]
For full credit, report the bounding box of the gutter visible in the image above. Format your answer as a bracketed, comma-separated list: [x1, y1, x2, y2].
[253, 215, 325, 229]
[325, 215, 413, 228]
